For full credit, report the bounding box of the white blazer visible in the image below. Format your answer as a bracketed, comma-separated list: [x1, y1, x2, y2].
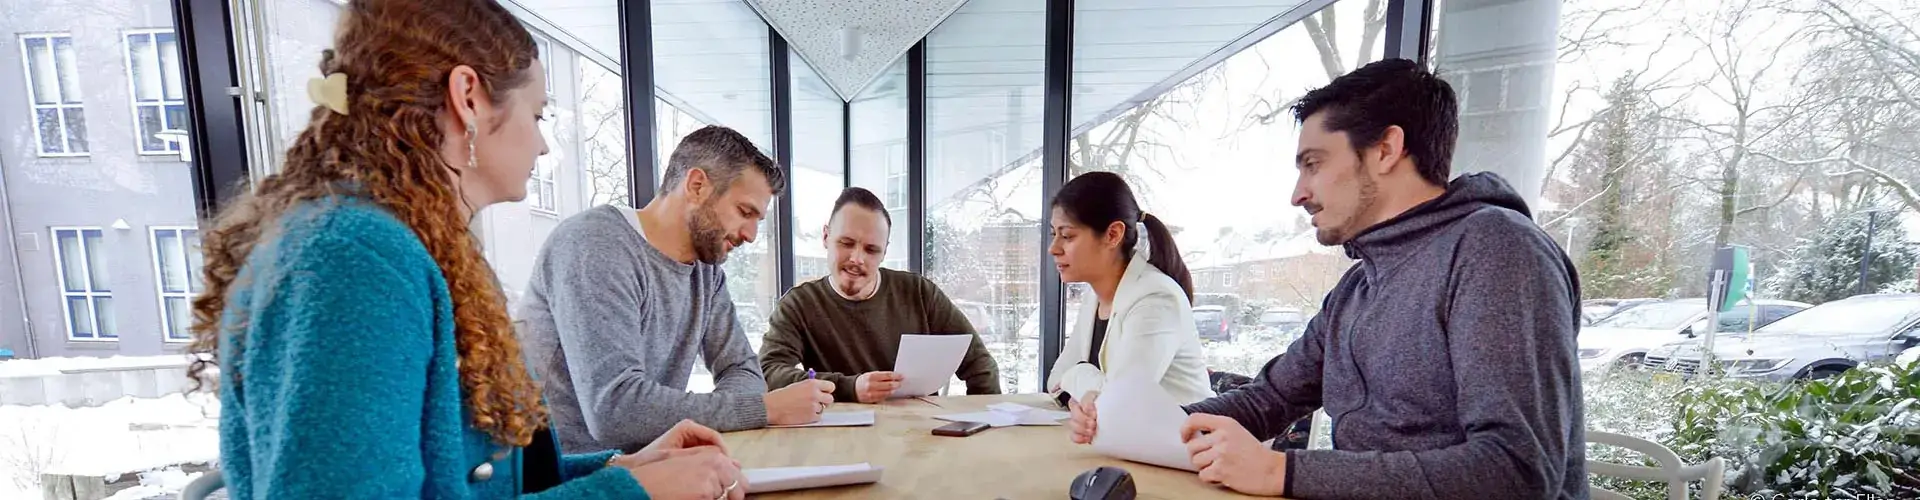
[1046, 253, 1216, 405]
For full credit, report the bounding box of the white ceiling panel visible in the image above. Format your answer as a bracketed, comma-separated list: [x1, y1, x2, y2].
[747, 0, 970, 99]
[654, 0, 774, 147]
[1072, 0, 1315, 132]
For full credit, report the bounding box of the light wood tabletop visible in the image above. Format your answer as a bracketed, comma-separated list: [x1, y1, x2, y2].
[723, 394, 1273, 499]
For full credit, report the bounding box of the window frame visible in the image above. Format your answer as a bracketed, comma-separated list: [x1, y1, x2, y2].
[51, 227, 114, 341]
[123, 28, 187, 156]
[19, 32, 89, 158]
[149, 226, 201, 342]
[523, 35, 561, 216]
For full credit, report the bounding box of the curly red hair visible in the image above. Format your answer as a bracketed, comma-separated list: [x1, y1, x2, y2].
[189, 0, 546, 446]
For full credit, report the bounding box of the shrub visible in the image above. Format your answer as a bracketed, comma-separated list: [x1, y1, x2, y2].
[1670, 362, 1920, 497]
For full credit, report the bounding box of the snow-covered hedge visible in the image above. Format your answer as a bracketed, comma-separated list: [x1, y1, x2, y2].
[1590, 361, 1919, 498]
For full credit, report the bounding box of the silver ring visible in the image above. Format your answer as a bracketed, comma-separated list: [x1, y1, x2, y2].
[715, 479, 739, 500]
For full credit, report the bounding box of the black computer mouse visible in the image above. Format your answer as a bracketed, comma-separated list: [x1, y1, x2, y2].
[1069, 466, 1136, 500]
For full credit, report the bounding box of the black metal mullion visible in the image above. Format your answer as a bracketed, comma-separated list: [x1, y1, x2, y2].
[771, 28, 796, 293]
[843, 102, 852, 189]
[1039, 0, 1073, 389]
[619, 0, 659, 205]
[1384, 0, 1433, 64]
[907, 43, 927, 275]
[172, 0, 249, 219]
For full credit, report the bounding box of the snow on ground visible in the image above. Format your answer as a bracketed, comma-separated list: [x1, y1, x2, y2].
[99, 467, 206, 500]
[0, 355, 194, 378]
[0, 392, 219, 498]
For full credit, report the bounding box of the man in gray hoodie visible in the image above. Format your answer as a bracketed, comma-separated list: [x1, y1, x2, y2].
[1067, 59, 1587, 499]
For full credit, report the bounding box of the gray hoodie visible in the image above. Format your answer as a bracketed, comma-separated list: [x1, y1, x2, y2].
[1185, 173, 1588, 499]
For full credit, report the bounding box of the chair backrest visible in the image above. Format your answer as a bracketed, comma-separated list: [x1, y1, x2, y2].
[178, 470, 224, 500]
[1586, 430, 1725, 500]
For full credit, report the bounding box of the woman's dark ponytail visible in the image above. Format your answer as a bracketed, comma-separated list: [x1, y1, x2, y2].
[1051, 171, 1195, 304]
[1139, 212, 1193, 303]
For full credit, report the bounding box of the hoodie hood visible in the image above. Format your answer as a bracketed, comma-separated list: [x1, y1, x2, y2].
[1344, 173, 1533, 276]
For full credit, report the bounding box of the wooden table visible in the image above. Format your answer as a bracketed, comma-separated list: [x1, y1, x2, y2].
[724, 394, 1266, 499]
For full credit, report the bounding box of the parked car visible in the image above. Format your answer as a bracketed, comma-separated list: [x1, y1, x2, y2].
[1644, 294, 1920, 381]
[952, 300, 1004, 341]
[1578, 298, 1810, 372]
[1258, 307, 1305, 333]
[1193, 305, 1234, 342]
[1580, 298, 1658, 325]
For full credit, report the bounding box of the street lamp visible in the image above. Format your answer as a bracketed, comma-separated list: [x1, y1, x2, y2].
[1857, 208, 1886, 296]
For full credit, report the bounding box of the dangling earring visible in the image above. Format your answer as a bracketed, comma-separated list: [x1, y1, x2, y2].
[466, 123, 478, 172]
[454, 122, 479, 218]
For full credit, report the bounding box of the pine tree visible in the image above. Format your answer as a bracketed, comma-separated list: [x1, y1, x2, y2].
[1575, 74, 1672, 298]
[1768, 208, 1919, 304]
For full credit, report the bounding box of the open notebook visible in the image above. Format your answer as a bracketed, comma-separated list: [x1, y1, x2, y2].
[768, 410, 876, 428]
[745, 463, 884, 493]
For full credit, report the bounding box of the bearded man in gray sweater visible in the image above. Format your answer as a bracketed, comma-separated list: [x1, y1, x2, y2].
[517, 126, 835, 453]
[1068, 59, 1589, 499]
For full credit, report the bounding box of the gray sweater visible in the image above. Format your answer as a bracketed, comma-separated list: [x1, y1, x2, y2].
[516, 205, 768, 453]
[1186, 173, 1588, 500]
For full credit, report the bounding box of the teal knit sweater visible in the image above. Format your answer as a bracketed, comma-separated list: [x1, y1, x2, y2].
[216, 197, 648, 499]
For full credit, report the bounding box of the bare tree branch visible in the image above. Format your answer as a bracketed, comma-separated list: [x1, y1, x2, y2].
[1302, 15, 1344, 81]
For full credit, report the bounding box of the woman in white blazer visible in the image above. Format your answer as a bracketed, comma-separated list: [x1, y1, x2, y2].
[1044, 172, 1215, 406]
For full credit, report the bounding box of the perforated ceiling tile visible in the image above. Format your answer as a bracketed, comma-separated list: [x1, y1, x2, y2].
[746, 0, 969, 99]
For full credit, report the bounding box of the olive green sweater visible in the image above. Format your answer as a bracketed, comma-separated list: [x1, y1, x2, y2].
[759, 269, 1002, 401]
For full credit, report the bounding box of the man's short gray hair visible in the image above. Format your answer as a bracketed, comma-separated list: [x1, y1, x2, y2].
[658, 125, 787, 198]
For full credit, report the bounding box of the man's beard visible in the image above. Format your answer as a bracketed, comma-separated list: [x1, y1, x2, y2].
[836, 266, 876, 298]
[1314, 174, 1379, 246]
[690, 202, 732, 265]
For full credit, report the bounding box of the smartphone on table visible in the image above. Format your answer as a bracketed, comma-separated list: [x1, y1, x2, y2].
[932, 421, 990, 437]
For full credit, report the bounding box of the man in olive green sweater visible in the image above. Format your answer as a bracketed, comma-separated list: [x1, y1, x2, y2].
[760, 187, 1002, 402]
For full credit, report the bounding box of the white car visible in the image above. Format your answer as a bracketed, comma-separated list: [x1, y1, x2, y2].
[1578, 298, 1810, 372]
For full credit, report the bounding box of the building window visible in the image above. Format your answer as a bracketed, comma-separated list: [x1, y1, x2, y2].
[528, 161, 559, 214]
[1222, 269, 1236, 288]
[20, 33, 89, 157]
[520, 37, 560, 215]
[150, 227, 203, 341]
[53, 228, 114, 340]
[124, 30, 187, 155]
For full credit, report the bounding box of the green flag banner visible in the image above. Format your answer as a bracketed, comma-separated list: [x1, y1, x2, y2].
[1709, 246, 1751, 313]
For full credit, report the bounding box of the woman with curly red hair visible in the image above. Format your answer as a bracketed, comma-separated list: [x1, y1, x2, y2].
[188, 1, 744, 498]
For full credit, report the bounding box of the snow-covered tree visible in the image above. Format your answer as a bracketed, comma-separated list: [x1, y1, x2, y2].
[1576, 74, 1683, 299]
[1767, 208, 1918, 304]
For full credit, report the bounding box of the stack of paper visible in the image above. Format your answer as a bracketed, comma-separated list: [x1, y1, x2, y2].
[888, 334, 974, 398]
[768, 410, 876, 428]
[1090, 375, 1198, 471]
[744, 463, 884, 493]
[934, 402, 1071, 427]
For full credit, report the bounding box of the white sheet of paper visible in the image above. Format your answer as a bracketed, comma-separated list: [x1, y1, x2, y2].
[768, 410, 875, 428]
[1091, 375, 1198, 471]
[889, 334, 973, 398]
[744, 463, 884, 493]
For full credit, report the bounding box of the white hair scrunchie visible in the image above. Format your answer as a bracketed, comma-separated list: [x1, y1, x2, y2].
[1135, 220, 1152, 261]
